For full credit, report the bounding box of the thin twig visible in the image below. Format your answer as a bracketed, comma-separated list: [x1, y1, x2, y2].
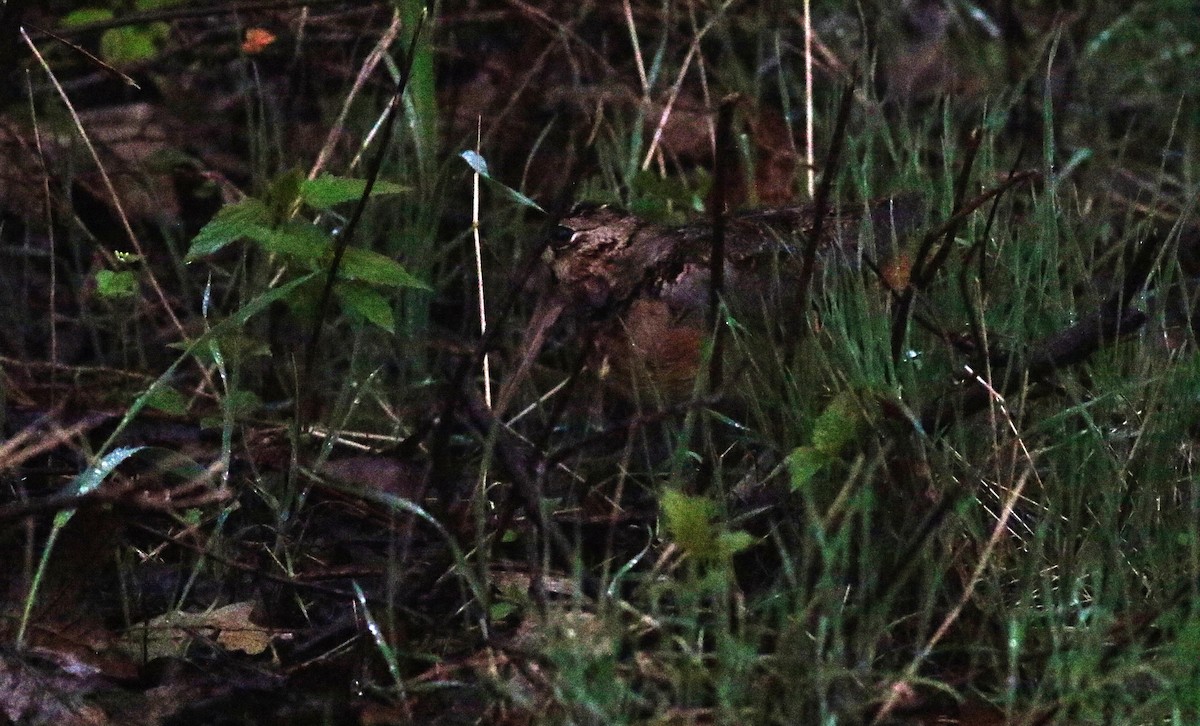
[875, 374, 1042, 724]
[959, 142, 1030, 357]
[707, 94, 739, 395]
[622, 0, 649, 97]
[22, 29, 213, 396]
[461, 392, 603, 601]
[890, 127, 984, 363]
[0, 411, 107, 473]
[921, 127, 983, 286]
[24, 22, 140, 89]
[794, 74, 856, 327]
[640, 0, 736, 171]
[802, 0, 815, 197]
[308, 11, 405, 180]
[920, 303, 1147, 433]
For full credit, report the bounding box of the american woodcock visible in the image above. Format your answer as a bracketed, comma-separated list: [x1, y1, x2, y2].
[498, 194, 928, 410]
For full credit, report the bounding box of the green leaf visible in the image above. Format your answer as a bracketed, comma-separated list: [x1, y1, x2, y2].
[718, 530, 756, 558]
[100, 23, 169, 66]
[661, 488, 719, 560]
[460, 150, 545, 213]
[225, 389, 262, 418]
[400, 0, 437, 175]
[254, 220, 331, 262]
[95, 269, 138, 298]
[810, 392, 865, 455]
[299, 173, 407, 211]
[61, 8, 113, 26]
[23, 445, 147, 646]
[143, 385, 189, 415]
[73, 447, 146, 499]
[264, 168, 305, 219]
[340, 247, 430, 289]
[489, 601, 518, 621]
[336, 282, 395, 333]
[185, 199, 272, 260]
[786, 446, 834, 491]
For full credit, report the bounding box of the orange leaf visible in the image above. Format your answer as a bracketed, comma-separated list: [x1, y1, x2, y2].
[242, 27, 276, 54]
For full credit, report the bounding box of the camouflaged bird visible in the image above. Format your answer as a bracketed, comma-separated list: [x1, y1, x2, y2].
[498, 194, 928, 410]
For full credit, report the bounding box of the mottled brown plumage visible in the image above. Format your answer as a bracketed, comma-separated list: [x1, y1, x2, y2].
[498, 194, 927, 411]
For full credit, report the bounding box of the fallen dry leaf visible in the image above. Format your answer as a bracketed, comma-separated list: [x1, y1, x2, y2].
[120, 601, 280, 660]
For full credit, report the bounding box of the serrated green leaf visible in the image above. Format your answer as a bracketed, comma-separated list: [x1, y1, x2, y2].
[254, 220, 331, 262]
[340, 247, 430, 289]
[661, 488, 719, 560]
[336, 282, 395, 333]
[95, 269, 138, 298]
[186, 199, 272, 260]
[299, 173, 407, 211]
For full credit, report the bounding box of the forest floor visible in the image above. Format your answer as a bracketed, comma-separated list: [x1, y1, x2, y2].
[1, 2, 1199, 724]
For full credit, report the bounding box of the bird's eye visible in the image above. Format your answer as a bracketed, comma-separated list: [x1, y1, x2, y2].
[549, 225, 576, 252]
